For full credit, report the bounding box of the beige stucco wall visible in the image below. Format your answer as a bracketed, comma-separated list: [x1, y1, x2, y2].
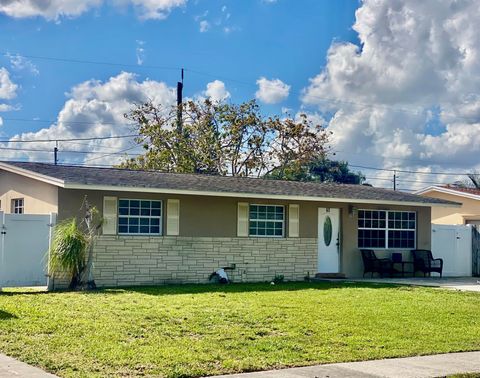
[57, 188, 432, 281]
[0, 170, 58, 214]
[421, 191, 480, 225]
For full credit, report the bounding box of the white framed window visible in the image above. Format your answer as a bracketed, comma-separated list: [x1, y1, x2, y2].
[12, 198, 24, 214]
[249, 204, 284, 237]
[358, 210, 416, 249]
[118, 199, 162, 235]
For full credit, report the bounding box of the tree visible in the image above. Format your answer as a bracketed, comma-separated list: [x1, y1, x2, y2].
[80, 196, 102, 290]
[120, 99, 331, 177]
[267, 157, 365, 184]
[450, 172, 480, 189]
[467, 173, 480, 188]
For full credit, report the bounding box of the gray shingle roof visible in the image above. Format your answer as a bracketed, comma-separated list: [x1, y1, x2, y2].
[2, 161, 458, 206]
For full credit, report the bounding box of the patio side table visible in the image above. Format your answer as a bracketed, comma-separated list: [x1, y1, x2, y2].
[392, 261, 414, 277]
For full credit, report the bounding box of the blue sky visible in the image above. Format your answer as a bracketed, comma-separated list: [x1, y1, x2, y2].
[1, 0, 480, 190]
[0, 0, 358, 136]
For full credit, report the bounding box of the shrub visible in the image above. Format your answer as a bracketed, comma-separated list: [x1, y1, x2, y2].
[273, 274, 285, 284]
[48, 218, 88, 289]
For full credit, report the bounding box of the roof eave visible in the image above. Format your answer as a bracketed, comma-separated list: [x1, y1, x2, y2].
[0, 162, 65, 187]
[63, 183, 459, 207]
[415, 185, 480, 202]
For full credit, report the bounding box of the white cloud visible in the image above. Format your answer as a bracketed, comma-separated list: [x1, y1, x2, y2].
[7, 53, 39, 75]
[0, 0, 186, 21]
[126, 0, 186, 20]
[0, 0, 102, 20]
[0, 67, 17, 100]
[301, 0, 480, 190]
[197, 5, 233, 34]
[0, 75, 234, 164]
[204, 80, 230, 102]
[135, 40, 146, 65]
[255, 77, 290, 104]
[199, 20, 210, 32]
[2, 72, 176, 164]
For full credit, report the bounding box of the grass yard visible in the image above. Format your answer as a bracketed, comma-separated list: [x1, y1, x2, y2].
[0, 282, 480, 377]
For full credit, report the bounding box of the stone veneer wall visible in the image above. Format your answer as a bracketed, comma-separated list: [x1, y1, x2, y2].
[92, 236, 318, 287]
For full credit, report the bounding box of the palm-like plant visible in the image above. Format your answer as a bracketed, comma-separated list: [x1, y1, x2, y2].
[48, 218, 88, 289]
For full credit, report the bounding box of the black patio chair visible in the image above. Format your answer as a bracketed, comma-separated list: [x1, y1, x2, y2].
[360, 249, 394, 278]
[411, 249, 443, 277]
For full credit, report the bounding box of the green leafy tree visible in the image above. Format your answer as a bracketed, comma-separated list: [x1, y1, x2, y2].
[120, 99, 331, 177]
[267, 158, 365, 184]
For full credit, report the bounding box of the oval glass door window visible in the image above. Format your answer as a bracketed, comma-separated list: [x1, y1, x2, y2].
[323, 216, 332, 246]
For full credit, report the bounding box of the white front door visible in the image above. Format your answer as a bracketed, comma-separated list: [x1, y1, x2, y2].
[318, 208, 340, 273]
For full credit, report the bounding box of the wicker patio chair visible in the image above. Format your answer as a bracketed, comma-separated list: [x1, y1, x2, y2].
[411, 249, 443, 277]
[360, 249, 394, 278]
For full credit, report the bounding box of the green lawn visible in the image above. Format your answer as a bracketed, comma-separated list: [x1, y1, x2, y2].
[1, 282, 480, 377]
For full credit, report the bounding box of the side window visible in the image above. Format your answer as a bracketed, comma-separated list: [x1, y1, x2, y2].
[12, 198, 24, 214]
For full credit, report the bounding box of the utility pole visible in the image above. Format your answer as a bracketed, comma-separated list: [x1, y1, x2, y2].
[54, 140, 58, 165]
[176, 68, 184, 133]
[393, 170, 397, 191]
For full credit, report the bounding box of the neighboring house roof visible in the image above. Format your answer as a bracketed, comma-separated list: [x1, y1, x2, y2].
[415, 185, 480, 202]
[0, 161, 459, 207]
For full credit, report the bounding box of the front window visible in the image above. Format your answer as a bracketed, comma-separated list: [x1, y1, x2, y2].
[12, 198, 24, 214]
[358, 210, 416, 249]
[249, 204, 284, 237]
[118, 199, 162, 235]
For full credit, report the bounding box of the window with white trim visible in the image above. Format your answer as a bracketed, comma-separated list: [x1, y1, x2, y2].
[249, 204, 284, 237]
[12, 198, 24, 214]
[118, 199, 162, 235]
[358, 210, 416, 249]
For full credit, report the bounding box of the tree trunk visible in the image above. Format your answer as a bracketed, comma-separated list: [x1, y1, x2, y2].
[82, 243, 96, 290]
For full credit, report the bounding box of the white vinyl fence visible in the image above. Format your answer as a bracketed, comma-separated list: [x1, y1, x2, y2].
[0, 212, 56, 287]
[431, 224, 472, 277]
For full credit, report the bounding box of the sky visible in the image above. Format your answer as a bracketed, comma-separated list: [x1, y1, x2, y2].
[0, 0, 479, 191]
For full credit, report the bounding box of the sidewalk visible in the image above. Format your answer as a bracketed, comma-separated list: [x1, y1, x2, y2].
[212, 351, 480, 378]
[0, 354, 58, 378]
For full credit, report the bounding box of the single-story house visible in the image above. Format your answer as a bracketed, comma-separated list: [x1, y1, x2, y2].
[415, 185, 480, 226]
[0, 161, 458, 286]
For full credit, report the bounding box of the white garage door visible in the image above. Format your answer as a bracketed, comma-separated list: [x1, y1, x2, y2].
[0, 212, 56, 287]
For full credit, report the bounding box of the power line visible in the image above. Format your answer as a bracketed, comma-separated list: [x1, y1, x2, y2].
[60, 140, 126, 150]
[0, 146, 141, 155]
[0, 134, 139, 144]
[350, 164, 473, 177]
[185, 68, 480, 123]
[3, 51, 479, 123]
[84, 144, 142, 162]
[1, 51, 180, 71]
[334, 149, 469, 168]
[0, 116, 135, 127]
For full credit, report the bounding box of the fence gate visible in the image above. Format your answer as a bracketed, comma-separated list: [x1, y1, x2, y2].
[431, 224, 472, 277]
[473, 226, 480, 277]
[0, 212, 55, 287]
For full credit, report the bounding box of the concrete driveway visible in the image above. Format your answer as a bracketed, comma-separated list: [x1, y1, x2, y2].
[349, 276, 480, 292]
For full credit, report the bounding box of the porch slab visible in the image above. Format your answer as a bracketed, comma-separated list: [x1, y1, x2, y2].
[345, 276, 480, 292]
